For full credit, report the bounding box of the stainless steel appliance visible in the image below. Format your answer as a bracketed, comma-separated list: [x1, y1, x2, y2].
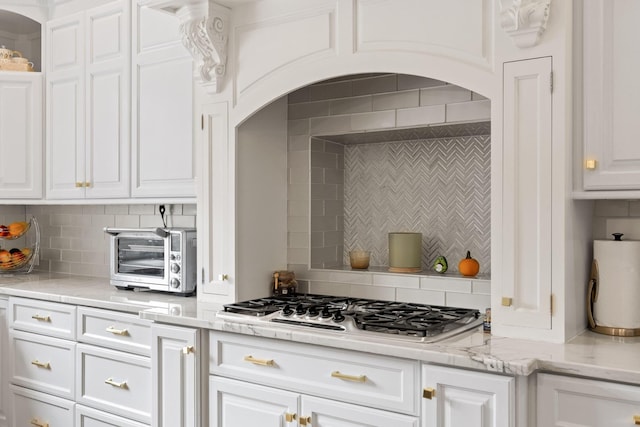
[218, 294, 483, 343]
[105, 227, 197, 295]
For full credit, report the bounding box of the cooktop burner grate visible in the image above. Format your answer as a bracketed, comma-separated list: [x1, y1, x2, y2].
[223, 294, 481, 339]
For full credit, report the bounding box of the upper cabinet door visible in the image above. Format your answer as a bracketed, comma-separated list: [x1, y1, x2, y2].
[582, 0, 640, 190]
[85, 0, 131, 198]
[46, 12, 86, 199]
[130, 2, 195, 198]
[0, 73, 43, 199]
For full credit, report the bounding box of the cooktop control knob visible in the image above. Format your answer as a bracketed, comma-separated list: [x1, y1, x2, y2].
[295, 304, 306, 316]
[321, 307, 332, 319]
[307, 306, 319, 317]
[171, 263, 180, 273]
[170, 278, 180, 288]
[282, 305, 294, 317]
[332, 311, 345, 323]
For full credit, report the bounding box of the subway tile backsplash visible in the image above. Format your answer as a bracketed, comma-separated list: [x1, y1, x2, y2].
[19, 204, 196, 278]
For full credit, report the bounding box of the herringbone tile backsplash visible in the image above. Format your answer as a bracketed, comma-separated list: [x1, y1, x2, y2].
[342, 136, 491, 273]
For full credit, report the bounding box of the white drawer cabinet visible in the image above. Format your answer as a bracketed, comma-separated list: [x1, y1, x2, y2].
[9, 297, 76, 340]
[10, 330, 76, 400]
[77, 307, 152, 357]
[537, 373, 640, 426]
[76, 343, 152, 424]
[210, 331, 420, 415]
[11, 385, 75, 427]
[76, 404, 149, 427]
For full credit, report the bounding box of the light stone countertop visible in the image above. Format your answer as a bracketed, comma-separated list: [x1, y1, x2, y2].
[1, 272, 640, 386]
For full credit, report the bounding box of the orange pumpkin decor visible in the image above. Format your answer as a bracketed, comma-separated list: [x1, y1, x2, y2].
[458, 250, 480, 277]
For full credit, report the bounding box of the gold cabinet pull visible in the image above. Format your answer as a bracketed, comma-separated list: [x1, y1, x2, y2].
[106, 326, 129, 336]
[182, 345, 195, 354]
[634, 415, 640, 425]
[84, 181, 91, 187]
[31, 360, 51, 369]
[501, 297, 513, 307]
[285, 412, 297, 422]
[299, 415, 312, 426]
[31, 314, 51, 322]
[75, 182, 83, 188]
[423, 387, 436, 399]
[30, 418, 49, 427]
[105, 378, 128, 389]
[244, 355, 274, 366]
[331, 371, 366, 383]
[585, 159, 597, 170]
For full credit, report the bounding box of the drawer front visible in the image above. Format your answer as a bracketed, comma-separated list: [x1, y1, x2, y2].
[76, 404, 150, 427]
[11, 330, 76, 400]
[11, 384, 75, 427]
[77, 343, 151, 424]
[9, 297, 76, 340]
[210, 331, 420, 415]
[77, 306, 152, 356]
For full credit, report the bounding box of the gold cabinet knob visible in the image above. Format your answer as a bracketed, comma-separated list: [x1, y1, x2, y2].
[634, 415, 640, 425]
[423, 387, 436, 399]
[182, 345, 195, 354]
[217, 274, 229, 281]
[285, 413, 296, 422]
[501, 297, 513, 307]
[299, 416, 312, 426]
[585, 159, 597, 170]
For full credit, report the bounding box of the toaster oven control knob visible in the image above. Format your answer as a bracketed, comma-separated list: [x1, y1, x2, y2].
[332, 311, 345, 323]
[171, 263, 180, 273]
[170, 278, 181, 288]
[282, 304, 294, 317]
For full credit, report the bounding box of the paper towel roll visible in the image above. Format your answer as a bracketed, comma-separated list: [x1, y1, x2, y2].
[593, 239, 640, 329]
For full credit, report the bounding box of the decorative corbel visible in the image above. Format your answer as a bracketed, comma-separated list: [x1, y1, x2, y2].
[499, 0, 551, 48]
[175, 2, 230, 94]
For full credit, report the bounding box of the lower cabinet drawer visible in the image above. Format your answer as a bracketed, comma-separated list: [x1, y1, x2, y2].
[10, 330, 76, 400]
[12, 384, 75, 427]
[210, 331, 420, 415]
[76, 404, 150, 427]
[76, 343, 152, 424]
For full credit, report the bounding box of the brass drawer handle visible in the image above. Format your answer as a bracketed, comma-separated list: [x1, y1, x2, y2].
[423, 387, 436, 399]
[30, 418, 49, 427]
[31, 360, 51, 369]
[634, 415, 640, 425]
[299, 415, 312, 426]
[331, 371, 366, 383]
[244, 355, 274, 366]
[106, 326, 129, 336]
[105, 378, 128, 389]
[31, 314, 51, 322]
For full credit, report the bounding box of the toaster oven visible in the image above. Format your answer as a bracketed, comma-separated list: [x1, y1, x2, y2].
[104, 227, 197, 295]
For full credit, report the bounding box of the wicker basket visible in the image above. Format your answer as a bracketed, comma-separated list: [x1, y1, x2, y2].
[0, 61, 33, 72]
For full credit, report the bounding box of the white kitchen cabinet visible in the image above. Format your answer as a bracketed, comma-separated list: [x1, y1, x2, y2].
[0, 72, 43, 199]
[131, 1, 195, 198]
[580, 0, 640, 191]
[0, 299, 8, 427]
[198, 102, 233, 301]
[11, 384, 75, 427]
[210, 331, 420, 426]
[211, 376, 419, 427]
[537, 373, 640, 426]
[421, 364, 514, 427]
[152, 323, 203, 427]
[493, 57, 554, 340]
[46, 0, 131, 199]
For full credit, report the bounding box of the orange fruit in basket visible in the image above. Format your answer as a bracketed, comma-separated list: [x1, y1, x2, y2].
[8, 221, 28, 237]
[0, 250, 10, 266]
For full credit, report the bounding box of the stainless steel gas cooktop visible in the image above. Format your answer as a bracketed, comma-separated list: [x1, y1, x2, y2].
[218, 294, 483, 343]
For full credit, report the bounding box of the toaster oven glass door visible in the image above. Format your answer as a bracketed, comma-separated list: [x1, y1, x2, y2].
[116, 236, 167, 279]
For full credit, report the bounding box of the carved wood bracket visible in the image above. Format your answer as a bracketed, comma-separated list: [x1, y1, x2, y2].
[140, 0, 230, 93]
[499, 0, 551, 48]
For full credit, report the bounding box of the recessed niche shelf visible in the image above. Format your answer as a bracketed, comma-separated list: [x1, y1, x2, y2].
[310, 264, 491, 281]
